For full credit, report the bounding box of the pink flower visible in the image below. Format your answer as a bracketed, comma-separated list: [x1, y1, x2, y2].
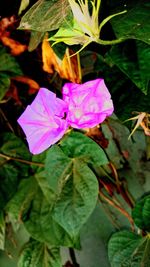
[17, 88, 68, 154]
[63, 79, 114, 128]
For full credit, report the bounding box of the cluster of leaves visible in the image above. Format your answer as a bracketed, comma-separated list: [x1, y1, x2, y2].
[108, 194, 150, 267]
[0, 0, 150, 267]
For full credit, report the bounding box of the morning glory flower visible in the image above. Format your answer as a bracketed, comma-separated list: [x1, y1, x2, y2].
[62, 78, 114, 128]
[17, 88, 68, 154]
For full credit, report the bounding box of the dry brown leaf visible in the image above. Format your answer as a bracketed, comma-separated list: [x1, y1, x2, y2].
[0, 16, 27, 56]
[6, 83, 22, 105]
[86, 126, 109, 148]
[42, 37, 80, 83]
[12, 76, 40, 94]
[61, 51, 81, 83]
[5, 76, 39, 105]
[0, 16, 15, 37]
[1, 36, 27, 56]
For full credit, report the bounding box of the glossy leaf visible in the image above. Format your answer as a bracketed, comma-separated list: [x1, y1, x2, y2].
[19, 0, 70, 32]
[111, 1, 150, 45]
[132, 194, 150, 231]
[108, 40, 150, 94]
[18, 239, 61, 267]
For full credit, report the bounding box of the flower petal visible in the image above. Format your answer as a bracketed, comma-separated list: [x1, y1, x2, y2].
[62, 78, 114, 128]
[18, 88, 68, 154]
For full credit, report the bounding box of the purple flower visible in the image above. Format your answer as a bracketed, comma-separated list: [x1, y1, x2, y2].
[63, 79, 114, 128]
[17, 88, 68, 154]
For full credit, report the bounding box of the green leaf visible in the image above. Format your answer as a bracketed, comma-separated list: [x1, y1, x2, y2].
[24, 132, 106, 246]
[0, 132, 30, 160]
[19, 0, 70, 32]
[41, 131, 107, 238]
[0, 46, 22, 100]
[0, 45, 22, 75]
[111, 1, 150, 45]
[45, 151, 98, 237]
[0, 163, 19, 210]
[0, 133, 31, 209]
[108, 230, 144, 267]
[0, 132, 31, 176]
[0, 73, 10, 101]
[60, 131, 108, 167]
[132, 194, 150, 232]
[23, 186, 80, 248]
[8, 175, 79, 248]
[0, 212, 5, 250]
[6, 177, 37, 222]
[108, 230, 150, 267]
[108, 40, 150, 94]
[18, 239, 61, 267]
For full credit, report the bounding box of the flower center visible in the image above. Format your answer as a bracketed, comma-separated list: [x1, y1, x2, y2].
[74, 108, 83, 119]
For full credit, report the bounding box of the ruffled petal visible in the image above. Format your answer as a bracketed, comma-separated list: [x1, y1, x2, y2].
[62, 78, 114, 128]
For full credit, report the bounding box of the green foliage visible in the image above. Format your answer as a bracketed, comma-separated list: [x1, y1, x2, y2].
[0, 0, 150, 266]
[45, 147, 98, 237]
[23, 185, 80, 248]
[132, 194, 150, 231]
[0, 74, 10, 101]
[107, 40, 150, 94]
[18, 239, 61, 267]
[7, 132, 108, 249]
[0, 46, 22, 100]
[108, 195, 150, 267]
[0, 212, 5, 250]
[6, 177, 37, 222]
[0, 133, 31, 210]
[111, 1, 150, 45]
[108, 230, 150, 267]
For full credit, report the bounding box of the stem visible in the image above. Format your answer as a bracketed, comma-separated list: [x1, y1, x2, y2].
[99, 10, 127, 34]
[0, 108, 14, 133]
[99, 166, 116, 185]
[96, 37, 126, 46]
[100, 201, 121, 229]
[109, 163, 135, 208]
[0, 153, 44, 167]
[66, 48, 74, 81]
[99, 190, 134, 230]
[69, 248, 80, 267]
[109, 162, 121, 192]
[77, 53, 82, 83]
